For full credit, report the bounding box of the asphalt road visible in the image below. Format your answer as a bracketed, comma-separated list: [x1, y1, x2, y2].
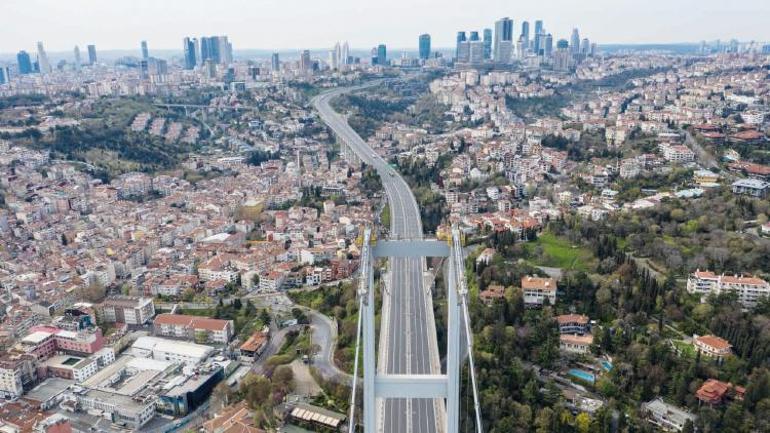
[313, 85, 443, 433]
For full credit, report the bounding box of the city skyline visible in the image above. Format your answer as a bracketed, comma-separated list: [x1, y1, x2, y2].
[2, 0, 769, 54]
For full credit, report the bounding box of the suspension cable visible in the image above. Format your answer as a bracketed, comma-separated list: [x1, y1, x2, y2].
[453, 229, 484, 432]
[348, 296, 365, 433]
[460, 292, 483, 433]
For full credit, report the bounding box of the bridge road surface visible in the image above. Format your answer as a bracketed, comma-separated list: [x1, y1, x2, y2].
[313, 85, 443, 433]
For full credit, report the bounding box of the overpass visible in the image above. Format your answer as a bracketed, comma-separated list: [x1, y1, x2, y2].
[312, 85, 482, 433]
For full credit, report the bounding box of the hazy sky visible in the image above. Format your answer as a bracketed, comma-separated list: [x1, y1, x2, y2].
[3, 0, 769, 53]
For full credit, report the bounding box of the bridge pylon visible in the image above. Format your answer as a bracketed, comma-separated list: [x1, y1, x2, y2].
[353, 227, 478, 433]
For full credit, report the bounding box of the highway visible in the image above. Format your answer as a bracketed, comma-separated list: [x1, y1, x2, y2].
[312, 84, 443, 433]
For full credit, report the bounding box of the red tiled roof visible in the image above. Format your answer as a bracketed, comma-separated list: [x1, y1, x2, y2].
[521, 276, 557, 292]
[556, 314, 589, 325]
[696, 335, 732, 351]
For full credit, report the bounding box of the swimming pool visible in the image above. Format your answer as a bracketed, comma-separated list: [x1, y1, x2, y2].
[569, 369, 596, 383]
[600, 360, 613, 372]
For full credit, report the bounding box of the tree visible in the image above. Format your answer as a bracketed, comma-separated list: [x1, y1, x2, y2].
[575, 412, 591, 433]
[272, 365, 294, 394]
[211, 382, 233, 410]
[535, 407, 554, 433]
[240, 374, 271, 409]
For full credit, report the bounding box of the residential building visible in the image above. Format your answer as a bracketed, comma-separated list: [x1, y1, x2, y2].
[731, 178, 770, 198]
[521, 276, 557, 306]
[660, 143, 695, 163]
[0, 354, 37, 399]
[99, 296, 155, 325]
[696, 379, 745, 405]
[203, 401, 265, 433]
[641, 398, 696, 432]
[693, 334, 732, 360]
[559, 334, 593, 354]
[153, 314, 234, 344]
[686, 270, 770, 308]
[479, 285, 505, 306]
[556, 314, 590, 334]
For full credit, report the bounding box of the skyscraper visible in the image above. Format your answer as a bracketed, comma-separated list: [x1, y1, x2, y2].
[469, 31, 480, 41]
[554, 39, 572, 71]
[580, 38, 590, 55]
[571, 29, 581, 55]
[533, 20, 544, 53]
[87, 45, 97, 65]
[183, 37, 196, 70]
[456, 31, 467, 60]
[330, 42, 341, 69]
[141, 40, 149, 60]
[219, 36, 233, 64]
[200, 36, 230, 64]
[521, 21, 530, 47]
[342, 41, 350, 66]
[193, 38, 201, 66]
[469, 40, 484, 65]
[271, 52, 280, 72]
[0, 67, 8, 85]
[201, 37, 213, 63]
[300, 50, 311, 71]
[37, 42, 51, 74]
[17, 50, 32, 74]
[494, 17, 513, 63]
[377, 44, 387, 66]
[73, 46, 81, 70]
[483, 29, 492, 60]
[419, 34, 431, 60]
[544, 34, 553, 57]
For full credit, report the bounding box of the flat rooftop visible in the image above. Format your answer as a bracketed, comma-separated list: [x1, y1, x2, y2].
[25, 377, 74, 403]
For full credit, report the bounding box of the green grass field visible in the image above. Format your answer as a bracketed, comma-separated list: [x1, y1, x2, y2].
[524, 232, 596, 272]
[670, 339, 696, 358]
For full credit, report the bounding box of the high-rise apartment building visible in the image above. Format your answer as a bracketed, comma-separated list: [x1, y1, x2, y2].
[419, 34, 431, 60]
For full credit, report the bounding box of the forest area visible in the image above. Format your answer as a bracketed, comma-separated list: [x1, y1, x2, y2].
[459, 203, 770, 433]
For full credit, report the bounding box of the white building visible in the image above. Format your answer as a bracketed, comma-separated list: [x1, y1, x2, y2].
[687, 270, 770, 308]
[99, 296, 155, 325]
[521, 276, 557, 306]
[129, 336, 214, 366]
[641, 398, 696, 432]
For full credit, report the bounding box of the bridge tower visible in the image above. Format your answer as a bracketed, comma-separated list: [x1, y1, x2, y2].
[354, 228, 481, 433]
